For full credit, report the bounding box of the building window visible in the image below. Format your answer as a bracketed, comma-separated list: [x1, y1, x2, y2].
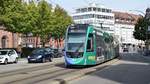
[1, 36, 8, 48]
[81, 8, 87, 12]
[93, 7, 96, 11]
[102, 8, 105, 12]
[98, 8, 101, 12]
[88, 7, 92, 11]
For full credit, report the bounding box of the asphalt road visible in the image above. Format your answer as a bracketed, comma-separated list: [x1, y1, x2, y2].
[0, 57, 64, 73]
[0, 56, 119, 84]
[70, 53, 150, 84]
[0, 57, 69, 84]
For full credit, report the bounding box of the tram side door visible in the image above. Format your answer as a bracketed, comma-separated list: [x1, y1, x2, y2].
[96, 35, 105, 63]
[86, 33, 96, 64]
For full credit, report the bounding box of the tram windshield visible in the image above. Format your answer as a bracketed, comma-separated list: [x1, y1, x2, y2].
[67, 33, 86, 52]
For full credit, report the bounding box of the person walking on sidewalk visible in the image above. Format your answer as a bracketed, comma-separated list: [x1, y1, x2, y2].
[16, 45, 22, 58]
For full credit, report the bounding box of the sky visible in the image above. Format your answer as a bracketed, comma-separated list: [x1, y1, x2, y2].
[48, 0, 150, 15]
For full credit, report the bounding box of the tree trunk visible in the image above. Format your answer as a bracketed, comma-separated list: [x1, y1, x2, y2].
[59, 38, 61, 48]
[36, 35, 38, 48]
[42, 42, 45, 47]
[57, 39, 59, 49]
[25, 33, 28, 47]
[12, 33, 15, 48]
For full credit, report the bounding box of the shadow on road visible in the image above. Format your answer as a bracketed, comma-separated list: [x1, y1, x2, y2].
[83, 53, 150, 84]
[88, 63, 150, 84]
[120, 53, 150, 63]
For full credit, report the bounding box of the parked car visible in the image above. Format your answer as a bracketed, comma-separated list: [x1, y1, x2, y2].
[27, 48, 53, 63]
[45, 47, 64, 58]
[0, 49, 19, 65]
[52, 48, 64, 58]
[45, 47, 55, 58]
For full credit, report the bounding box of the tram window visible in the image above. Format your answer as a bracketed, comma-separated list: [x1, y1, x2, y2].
[87, 34, 94, 52]
[97, 47, 102, 56]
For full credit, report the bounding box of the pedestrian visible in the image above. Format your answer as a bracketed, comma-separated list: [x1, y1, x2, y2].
[16, 45, 22, 58]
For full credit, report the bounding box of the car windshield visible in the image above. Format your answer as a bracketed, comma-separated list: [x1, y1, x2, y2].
[0, 51, 8, 55]
[31, 49, 44, 55]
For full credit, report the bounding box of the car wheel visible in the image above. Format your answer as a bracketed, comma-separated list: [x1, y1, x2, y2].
[28, 61, 31, 63]
[42, 58, 46, 63]
[4, 59, 8, 65]
[14, 58, 18, 63]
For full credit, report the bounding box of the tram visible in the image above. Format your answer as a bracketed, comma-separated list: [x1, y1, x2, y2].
[64, 24, 119, 67]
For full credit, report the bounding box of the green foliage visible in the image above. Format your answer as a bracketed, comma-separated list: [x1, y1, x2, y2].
[0, 0, 73, 47]
[0, 0, 23, 33]
[133, 17, 150, 41]
[32, 0, 53, 46]
[52, 5, 73, 39]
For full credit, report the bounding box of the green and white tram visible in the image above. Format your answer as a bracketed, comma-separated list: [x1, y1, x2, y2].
[64, 24, 119, 66]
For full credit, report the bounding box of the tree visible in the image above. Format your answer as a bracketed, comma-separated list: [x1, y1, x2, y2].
[52, 5, 72, 48]
[0, 0, 24, 32]
[33, 0, 53, 47]
[133, 17, 150, 41]
[0, 0, 26, 47]
[0, 0, 72, 48]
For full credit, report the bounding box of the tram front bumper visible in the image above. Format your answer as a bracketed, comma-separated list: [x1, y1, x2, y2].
[65, 57, 85, 66]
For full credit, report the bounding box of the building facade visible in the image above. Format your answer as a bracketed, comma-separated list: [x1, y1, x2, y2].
[0, 26, 64, 48]
[21, 36, 64, 48]
[113, 11, 144, 52]
[114, 11, 142, 45]
[72, 3, 115, 34]
[0, 26, 19, 48]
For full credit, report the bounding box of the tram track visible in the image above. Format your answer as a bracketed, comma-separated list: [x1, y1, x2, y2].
[0, 62, 64, 78]
[8, 68, 78, 84]
[0, 58, 119, 84]
[4, 67, 69, 84]
[36, 58, 120, 84]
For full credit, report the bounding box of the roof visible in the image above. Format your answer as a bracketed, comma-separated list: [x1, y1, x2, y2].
[113, 11, 141, 25]
[76, 3, 110, 10]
